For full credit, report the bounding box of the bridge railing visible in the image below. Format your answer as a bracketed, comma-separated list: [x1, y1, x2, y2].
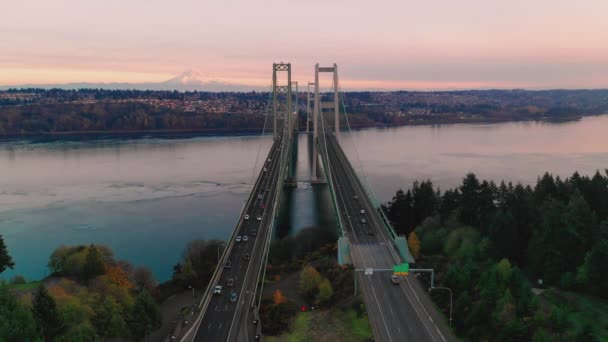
[318, 133, 347, 238]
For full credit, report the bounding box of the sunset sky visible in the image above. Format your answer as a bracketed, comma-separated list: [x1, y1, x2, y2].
[1, 0, 607, 90]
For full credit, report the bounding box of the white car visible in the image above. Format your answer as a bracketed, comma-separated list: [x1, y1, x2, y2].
[360, 209, 365, 214]
[244, 214, 250, 220]
[258, 194, 263, 199]
[263, 167, 267, 172]
[257, 216, 262, 221]
[213, 285, 223, 295]
[243, 236, 249, 242]
[236, 236, 242, 242]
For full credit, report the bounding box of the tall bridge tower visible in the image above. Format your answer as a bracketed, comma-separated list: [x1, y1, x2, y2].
[312, 63, 340, 181]
[272, 63, 292, 138]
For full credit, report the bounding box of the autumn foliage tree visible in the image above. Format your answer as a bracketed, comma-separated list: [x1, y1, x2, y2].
[298, 266, 322, 298]
[408, 231, 421, 259]
[273, 289, 286, 305]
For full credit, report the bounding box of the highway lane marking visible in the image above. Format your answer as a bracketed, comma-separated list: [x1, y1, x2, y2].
[398, 277, 445, 342]
[351, 235, 394, 342]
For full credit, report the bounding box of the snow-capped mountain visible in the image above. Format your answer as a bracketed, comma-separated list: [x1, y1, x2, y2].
[0, 70, 265, 92]
[164, 69, 207, 85]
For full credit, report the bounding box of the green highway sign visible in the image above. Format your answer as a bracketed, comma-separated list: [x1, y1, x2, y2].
[393, 263, 409, 275]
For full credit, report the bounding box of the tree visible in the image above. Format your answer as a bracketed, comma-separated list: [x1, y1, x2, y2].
[459, 173, 481, 227]
[273, 289, 286, 305]
[92, 297, 128, 339]
[316, 278, 334, 304]
[576, 240, 608, 298]
[298, 266, 322, 297]
[489, 210, 517, 261]
[408, 232, 421, 259]
[0, 235, 15, 274]
[0, 282, 40, 341]
[132, 266, 157, 292]
[128, 290, 161, 340]
[32, 284, 65, 341]
[83, 244, 105, 281]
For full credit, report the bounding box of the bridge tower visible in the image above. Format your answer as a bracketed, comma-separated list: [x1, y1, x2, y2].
[312, 63, 340, 181]
[306, 82, 315, 133]
[292, 81, 299, 132]
[272, 63, 292, 138]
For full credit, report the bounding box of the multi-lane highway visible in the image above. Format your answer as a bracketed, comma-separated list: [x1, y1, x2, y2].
[190, 128, 289, 342]
[322, 132, 456, 342]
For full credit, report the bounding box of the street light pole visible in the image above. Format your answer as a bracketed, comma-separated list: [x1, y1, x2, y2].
[217, 243, 226, 264]
[430, 286, 453, 327]
[188, 285, 195, 314]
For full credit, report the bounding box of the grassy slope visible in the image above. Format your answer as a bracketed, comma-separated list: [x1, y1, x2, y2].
[266, 308, 373, 342]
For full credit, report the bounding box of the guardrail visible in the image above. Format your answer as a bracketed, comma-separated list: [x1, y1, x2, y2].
[180, 134, 282, 342]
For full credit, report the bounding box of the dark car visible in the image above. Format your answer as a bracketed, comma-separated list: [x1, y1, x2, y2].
[243, 253, 250, 260]
[224, 260, 232, 269]
[227, 278, 234, 287]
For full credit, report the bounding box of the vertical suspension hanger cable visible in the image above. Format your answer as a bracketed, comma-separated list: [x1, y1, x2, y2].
[250, 85, 273, 185]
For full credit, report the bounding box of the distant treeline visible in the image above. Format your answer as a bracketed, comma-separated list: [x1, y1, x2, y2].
[0, 102, 267, 136]
[1, 88, 608, 136]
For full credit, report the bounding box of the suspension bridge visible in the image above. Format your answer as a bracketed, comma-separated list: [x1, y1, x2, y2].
[177, 63, 455, 342]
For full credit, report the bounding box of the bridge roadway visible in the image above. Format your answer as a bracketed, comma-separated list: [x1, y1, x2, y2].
[323, 132, 455, 342]
[192, 129, 288, 341]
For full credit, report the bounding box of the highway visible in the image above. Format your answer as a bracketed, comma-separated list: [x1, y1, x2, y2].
[191, 128, 289, 342]
[322, 132, 456, 342]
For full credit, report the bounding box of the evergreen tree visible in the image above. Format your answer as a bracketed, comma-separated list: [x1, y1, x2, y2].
[83, 244, 105, 281]
[128, 290, 161, 340]
[489, 210, 517, 261]
[32, 284, 65, 341]
[459, 173, 481, 227]
[0, 235, 15, 274]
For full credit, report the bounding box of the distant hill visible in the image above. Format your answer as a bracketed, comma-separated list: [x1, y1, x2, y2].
[0, 69, 268, 92]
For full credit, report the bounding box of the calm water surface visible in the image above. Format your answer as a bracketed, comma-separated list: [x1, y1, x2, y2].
[2, 115, 607, 281]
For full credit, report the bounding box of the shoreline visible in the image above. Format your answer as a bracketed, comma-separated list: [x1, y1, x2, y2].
[0, 114, 594, 142]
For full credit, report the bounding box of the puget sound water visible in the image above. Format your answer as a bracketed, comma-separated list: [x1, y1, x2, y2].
[1, 115, 608, 282]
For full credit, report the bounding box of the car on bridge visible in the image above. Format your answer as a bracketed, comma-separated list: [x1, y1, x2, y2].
[263, 167, 267, 172]
[227, 278, 234, 287]
[391, 275, 399, 285]
[251, 230, 257, 236]
[213, 285, 223, 295]
[236, 236, 242, 242]
[244, 214, 250, 220]
[243, 235, 249, 242]
[224, 260, 232, 269]
[258, 194, 263, 199]
[256, 216, 262, 221]
[243, 253, 250, 260]
[261, 203, 265, 209]
[360, 209, 365, 214]
[354, 195, 358, 200]
[361, 218, 367, 224]
[230, 291, 238, 303]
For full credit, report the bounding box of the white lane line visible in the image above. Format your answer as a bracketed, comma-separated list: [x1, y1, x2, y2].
[404, 277, 448, 342]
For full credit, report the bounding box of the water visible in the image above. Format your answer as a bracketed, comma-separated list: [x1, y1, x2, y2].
[2, 115, 608, 282]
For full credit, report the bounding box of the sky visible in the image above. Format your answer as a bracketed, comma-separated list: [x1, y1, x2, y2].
[1, 0, 607, 90]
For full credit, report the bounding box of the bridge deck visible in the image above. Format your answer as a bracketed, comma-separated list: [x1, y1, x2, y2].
[323, 132, 455, 342]
[186, 129, 289, 342]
